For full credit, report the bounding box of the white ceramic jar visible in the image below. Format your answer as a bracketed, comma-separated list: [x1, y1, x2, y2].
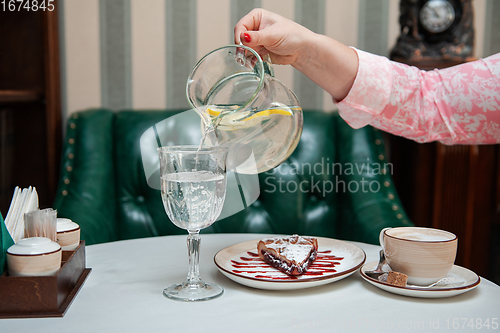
[56, 218, 80, 251]
[7, 237, 62, 276]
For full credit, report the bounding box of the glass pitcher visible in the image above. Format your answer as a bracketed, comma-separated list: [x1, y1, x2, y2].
[186, 44, 303, 174]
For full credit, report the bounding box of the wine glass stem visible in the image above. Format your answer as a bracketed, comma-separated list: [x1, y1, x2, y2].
[186, 230, 201, 286]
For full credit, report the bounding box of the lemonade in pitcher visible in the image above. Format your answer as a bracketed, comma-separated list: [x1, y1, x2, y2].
[187, 45, 303, 174]
[199, 103, 302, 174]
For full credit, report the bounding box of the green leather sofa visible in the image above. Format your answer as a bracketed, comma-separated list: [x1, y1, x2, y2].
[53, 109, 412, 245]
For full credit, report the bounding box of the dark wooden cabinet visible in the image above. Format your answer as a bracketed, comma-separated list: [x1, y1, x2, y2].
[0, 3, 62, 214]
[386, 56, 500, 285]
[388, 135, 500, 282]
[386, 55, 500, 284]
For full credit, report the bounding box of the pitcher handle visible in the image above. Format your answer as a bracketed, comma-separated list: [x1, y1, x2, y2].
[262, 54, 275, 77]
[235, 42, 246, 66]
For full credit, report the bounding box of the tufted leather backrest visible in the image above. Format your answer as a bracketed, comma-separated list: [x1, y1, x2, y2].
[54, 109, 412, 245]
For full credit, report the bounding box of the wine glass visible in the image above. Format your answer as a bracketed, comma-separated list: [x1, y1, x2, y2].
[158, 145, 228, 302]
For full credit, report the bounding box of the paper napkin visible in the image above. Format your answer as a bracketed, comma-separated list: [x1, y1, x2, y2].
[5, 186, 39, 243]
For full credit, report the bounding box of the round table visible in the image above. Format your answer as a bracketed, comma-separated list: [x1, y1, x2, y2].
[2, 234, 499, 332]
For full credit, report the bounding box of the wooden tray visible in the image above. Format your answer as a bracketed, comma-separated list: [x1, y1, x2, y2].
[0, 240, 91, 318]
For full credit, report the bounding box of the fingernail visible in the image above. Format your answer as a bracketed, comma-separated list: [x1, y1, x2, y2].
[243, 33, 251, 43]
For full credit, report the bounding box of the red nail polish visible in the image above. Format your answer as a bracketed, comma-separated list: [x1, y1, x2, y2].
[243, 33, 251, 43]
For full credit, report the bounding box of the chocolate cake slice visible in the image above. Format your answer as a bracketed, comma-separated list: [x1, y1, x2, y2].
[258, 235, 318, 276]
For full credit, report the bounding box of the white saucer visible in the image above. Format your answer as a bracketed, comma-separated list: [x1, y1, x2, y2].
[214, 237, 366, 290]
[360, 261, 481, 298]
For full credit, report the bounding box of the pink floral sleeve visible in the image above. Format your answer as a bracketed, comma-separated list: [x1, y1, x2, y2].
[336, 49, 500, 144]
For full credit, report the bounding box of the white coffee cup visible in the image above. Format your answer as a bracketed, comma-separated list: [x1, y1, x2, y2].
[379, 227, 457, 285]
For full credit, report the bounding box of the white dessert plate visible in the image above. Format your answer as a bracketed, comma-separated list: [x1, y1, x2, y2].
[360, 261, 481, 298]
[214, 237, 366, 290]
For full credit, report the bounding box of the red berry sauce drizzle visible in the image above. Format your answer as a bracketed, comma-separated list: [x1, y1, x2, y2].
[230, 250, 344, 280]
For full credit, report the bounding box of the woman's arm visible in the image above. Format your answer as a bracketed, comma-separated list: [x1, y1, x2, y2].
[338, 50, 500, 144]
[236, 9, 500, 144]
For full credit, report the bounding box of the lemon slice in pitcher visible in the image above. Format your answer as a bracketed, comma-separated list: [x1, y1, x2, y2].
[244, 108, 293, 121]
[207, 107, 292, 121]
[206, 106, 294, 131]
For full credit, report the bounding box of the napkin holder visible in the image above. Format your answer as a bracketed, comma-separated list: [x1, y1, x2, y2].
[0, 241, 91, 318]
[0, 213, 14, 275]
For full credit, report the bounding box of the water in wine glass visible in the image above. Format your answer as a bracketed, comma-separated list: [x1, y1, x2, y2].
[161, 170, 225, 231]
[158, 146, 227, 302]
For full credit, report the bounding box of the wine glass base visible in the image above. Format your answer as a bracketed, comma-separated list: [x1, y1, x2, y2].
[163, 281, 224, 302]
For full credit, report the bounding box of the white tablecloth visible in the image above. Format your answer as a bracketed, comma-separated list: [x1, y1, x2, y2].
[3, 234, 500, 332]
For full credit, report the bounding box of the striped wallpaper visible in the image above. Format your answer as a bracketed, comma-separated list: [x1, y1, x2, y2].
[59, 0, 500, 119]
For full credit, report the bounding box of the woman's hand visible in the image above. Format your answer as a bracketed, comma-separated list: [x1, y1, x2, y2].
[234, 8, 315, 66]
[235, 8, 358, 101]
